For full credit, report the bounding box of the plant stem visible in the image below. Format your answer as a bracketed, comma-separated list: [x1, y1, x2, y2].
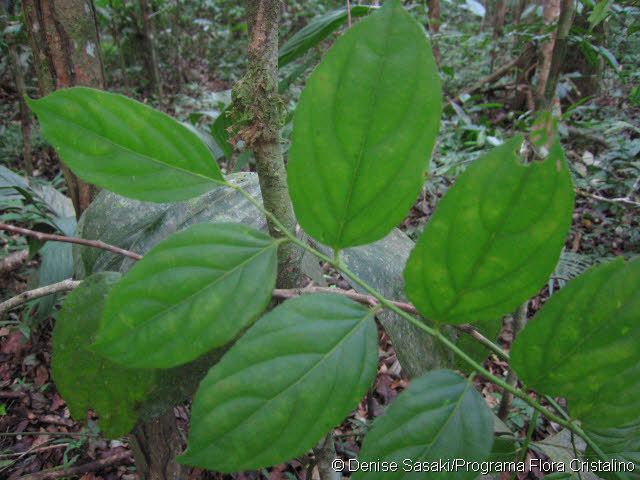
[225, 181, 624, 477]
[241, 0, 302, 289]
[511, 409, 540, 480]
[498, 301, 528, 421]
[0, 279, 80, 317]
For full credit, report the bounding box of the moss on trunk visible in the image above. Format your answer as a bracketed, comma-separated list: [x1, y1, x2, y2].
[234, 0, 302, 289]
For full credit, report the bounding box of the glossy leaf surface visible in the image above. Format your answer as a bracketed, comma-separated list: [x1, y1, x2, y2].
[27, 87, 223, 202]
[511, 258, 640, 428]
[355, 370, 494, 479]
[52, 272, 154, 438]
[404, 137, 574, 324]
[288, 0, 441, 249]
[180, 293, 378, 471]
[94, 223, 278, 369]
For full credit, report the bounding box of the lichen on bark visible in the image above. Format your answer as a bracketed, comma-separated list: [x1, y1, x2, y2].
[236, 0, 302, 289]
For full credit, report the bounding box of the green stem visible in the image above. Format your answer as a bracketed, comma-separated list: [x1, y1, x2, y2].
[511, 409, 539, 480]
[226, 181, 625, 479]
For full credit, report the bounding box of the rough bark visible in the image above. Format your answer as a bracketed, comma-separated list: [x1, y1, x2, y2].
[0, 249, 29, 275]
[128, 409, 186, 480]
[22, 0, 104, 216]
[538, 0, 575, 111]
[426, 0, 441, 66]
[534, 0, 561, 107]
[492, 0, 506, 39]
[488, 0, 506, 71]
[314, 434, 341, 480]
[139, 0, 163, 97]
[458, 43, 534, 98]
[238, 0, 302, 289]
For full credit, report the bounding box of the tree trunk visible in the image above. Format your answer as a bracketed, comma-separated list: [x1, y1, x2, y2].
[139, 0, 163, 97]
[128, 408, 186, 480]
[534, 0, 561, 107]
[489, 0, 507, 71]
[538, 0, 575, 111]
[238, 0, 302, 289]
[492, 0, 506, 39]
[426, 0, 441, 66]
[22, 0, 104, 216]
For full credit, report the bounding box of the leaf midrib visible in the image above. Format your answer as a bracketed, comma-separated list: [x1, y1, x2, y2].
[193, 309, 376, 452]
[415, 379, 474, 462]
[39, 104, 223, 186]
[333, 5, 396, 247]
[100, 240, 277, 345]
[439, 157, 534, 318]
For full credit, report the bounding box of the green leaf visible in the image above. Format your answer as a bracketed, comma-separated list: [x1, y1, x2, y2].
[52, 272, 155, 438]
[404, 137, 574, 324]
[596, 45, 621, 73]
[584, 420, 640, 480]
[179, 293, 378, 472]
[454, 316, 502, 373]
[355, 370, 494, 480]
[461, 0, 486, 17]
[94, 223, 278, 369]
[588, 0, 613, 29]
[27, 87, 224, 202]
[287, 0, 441, 249]
[510, 258, 640, 428]
[278, 5, 374, 67]
[33, 239, 73, 320]
[211, 108, 233, 158]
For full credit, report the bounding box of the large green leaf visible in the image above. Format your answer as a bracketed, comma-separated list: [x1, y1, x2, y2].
[287, 0, 441, 250]
[179, 293, 378, 471]
[278, 5, 374, 67]
[52, 272, 155, 438]
[404, 137, 574, 325]
[93, 223, 278, 369]
[355, 369, 494, 480]
[585, 420, 640, 480]
[27, 87, 224, 202]
[511, 258, 640, 428]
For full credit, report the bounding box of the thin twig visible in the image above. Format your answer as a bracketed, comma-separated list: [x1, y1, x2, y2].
[456, 44, 533, 99]
[0, 249, 29, 274]
[0, 431, 99, 437]
[576, 189, 640, 208]
[0, 443, 69, 459]
[346, 0, 352, 27]
[19, 450, 132, 480]
[0, 279, 81, 317]
[273, 286, 506, 358]
[498, 301, 528, 421]
[0, 223, 142, 260]
[1, 279, 504, 368]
